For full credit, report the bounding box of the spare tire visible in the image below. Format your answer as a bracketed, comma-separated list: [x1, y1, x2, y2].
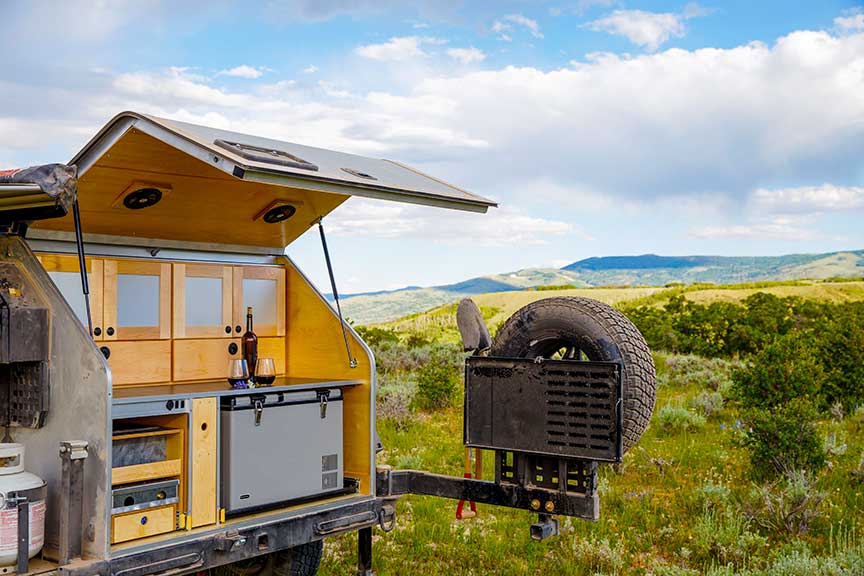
[491, 297, 656, 452]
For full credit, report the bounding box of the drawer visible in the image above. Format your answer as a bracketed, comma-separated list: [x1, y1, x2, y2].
[112, 504, 176, 544]
[173, 339, 241, 381]
[106, 341, 171, 386]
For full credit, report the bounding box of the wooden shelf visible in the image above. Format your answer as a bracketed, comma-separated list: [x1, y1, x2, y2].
[112, 428, 182, 442]
[112, 458, 182, 485]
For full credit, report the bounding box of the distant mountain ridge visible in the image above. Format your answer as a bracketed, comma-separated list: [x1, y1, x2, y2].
[340, 249, 864, 324]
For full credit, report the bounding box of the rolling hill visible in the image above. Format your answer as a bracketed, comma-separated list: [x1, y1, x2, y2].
[341, 249, 864, 324]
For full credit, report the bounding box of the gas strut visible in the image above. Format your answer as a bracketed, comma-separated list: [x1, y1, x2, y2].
[72, 199, 93, 337]
[317, 218, 357, 369]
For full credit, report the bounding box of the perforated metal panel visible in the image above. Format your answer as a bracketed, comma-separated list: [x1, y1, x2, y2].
[465, 357, 623, 463]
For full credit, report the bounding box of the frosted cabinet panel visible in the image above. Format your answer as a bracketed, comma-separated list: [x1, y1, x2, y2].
[117, 274, 161, 327]
[49, 271, 90, 327]
[186, 277, 223, 326]
[243, 279, 277, 326]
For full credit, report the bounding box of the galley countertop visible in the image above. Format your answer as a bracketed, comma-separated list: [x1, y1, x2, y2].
[111, 376, 363, 404]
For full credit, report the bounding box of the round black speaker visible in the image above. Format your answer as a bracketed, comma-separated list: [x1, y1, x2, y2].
[123, 188, 163, 210]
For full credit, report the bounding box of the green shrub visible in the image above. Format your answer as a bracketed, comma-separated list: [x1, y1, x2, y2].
[731, 332, 826, 410]
[742, 470, 825, 535]
[655, 405, 706, 433]
[690, 391, 725, 418]
[414, 350, 461, 410]
[695, 481, 732, 512]
[354, 325, 400, 348]
[740, 399, 826, 480]
[817, 307, 864, 411]
[689, 509, 768, 568]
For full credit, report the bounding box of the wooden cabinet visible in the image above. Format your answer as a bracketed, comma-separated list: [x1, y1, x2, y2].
[172, 265, 285, 339]
[233, 266, 285, 337]
[104, 260, 171, 340]
[173, 264, 233, 339]
[38, 254, 104, 339]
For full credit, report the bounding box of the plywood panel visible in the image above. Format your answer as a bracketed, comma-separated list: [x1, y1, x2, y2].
[257, 337, 286, 375]
[173, 339, 242, 382]
[33, 129, 348, 249]
[284, 260, 372, 493]
[190, 398, 217, 528]
[107, 340, 171, 385]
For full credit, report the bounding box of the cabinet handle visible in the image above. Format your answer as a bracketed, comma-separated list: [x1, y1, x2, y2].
[228, 343, 238, 355]
[235, 325, 242, 333]
[100, 346, 111, 359]
[106, 327, 115, 336]
[224, 325, 232, 334]
[93, 327, 102, 337]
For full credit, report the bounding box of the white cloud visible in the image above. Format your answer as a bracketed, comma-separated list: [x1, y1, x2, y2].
[588, 4, 711, 51]
[588, 10, 685, 51]
[492, 14, 543, 41]
[218, 65, 267, 79]
[751, 184, 864, 213]
[302, 65, 318, 74]
[690, 217, 821, 241]
[355, 36, 446, 61]
[447, 47, 486, 64]
[835, 10, 864, 32]
[326, 199, 572, 246]
[2, 26, 863, 224]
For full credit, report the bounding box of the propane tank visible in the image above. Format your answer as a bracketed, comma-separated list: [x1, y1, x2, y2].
[0, 444, 46, 566]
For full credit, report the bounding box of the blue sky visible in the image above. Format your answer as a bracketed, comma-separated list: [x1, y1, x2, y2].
[2, 0, 863, 293]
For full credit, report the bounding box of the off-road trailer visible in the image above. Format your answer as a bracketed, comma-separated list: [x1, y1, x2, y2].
[0, 112, 656, 576]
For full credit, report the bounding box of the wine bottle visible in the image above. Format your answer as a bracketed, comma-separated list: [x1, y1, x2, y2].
[242, 306, 258, 384]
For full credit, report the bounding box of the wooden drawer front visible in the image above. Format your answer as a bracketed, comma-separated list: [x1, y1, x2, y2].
[190, 398, 217, 527]
[112, 505, 176, 544]
[257, 337, 286, 375]
[108, 341, 171, 386]
[173, 339, 241, 382]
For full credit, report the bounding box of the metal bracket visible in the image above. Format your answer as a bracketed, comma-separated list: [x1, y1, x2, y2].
[58, 440, 88, 566]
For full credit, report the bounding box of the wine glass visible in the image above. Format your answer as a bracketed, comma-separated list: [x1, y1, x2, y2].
[228, 359, 250, 389]
[255, 358, 276, 386]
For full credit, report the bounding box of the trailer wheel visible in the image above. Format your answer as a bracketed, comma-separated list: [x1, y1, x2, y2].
[272, 541, 324, 576]
[491, 297, 656, 452]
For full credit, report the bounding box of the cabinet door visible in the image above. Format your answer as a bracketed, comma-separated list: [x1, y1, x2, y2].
[104, 260, 171, 340]
[173, 264, 233, 339]
[39, 254, 104, 340]
[233, 266, 285, 337]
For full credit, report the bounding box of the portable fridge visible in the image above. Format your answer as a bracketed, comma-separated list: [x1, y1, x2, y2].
[220, 388, 344, 514]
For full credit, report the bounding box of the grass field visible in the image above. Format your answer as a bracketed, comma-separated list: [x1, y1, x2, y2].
[310, 281, 864, 575]
[318, 352, 864, 575]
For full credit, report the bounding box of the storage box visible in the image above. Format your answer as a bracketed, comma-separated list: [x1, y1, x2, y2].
[220, 388, 343, 514]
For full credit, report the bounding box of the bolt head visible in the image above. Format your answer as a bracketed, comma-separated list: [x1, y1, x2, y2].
[530, 499, 541, 510]
[544, 501, 555, 513]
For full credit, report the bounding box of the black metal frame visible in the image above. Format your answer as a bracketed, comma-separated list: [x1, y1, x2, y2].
[464, 356, 624, 463]
[56, 498, 383, 576]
